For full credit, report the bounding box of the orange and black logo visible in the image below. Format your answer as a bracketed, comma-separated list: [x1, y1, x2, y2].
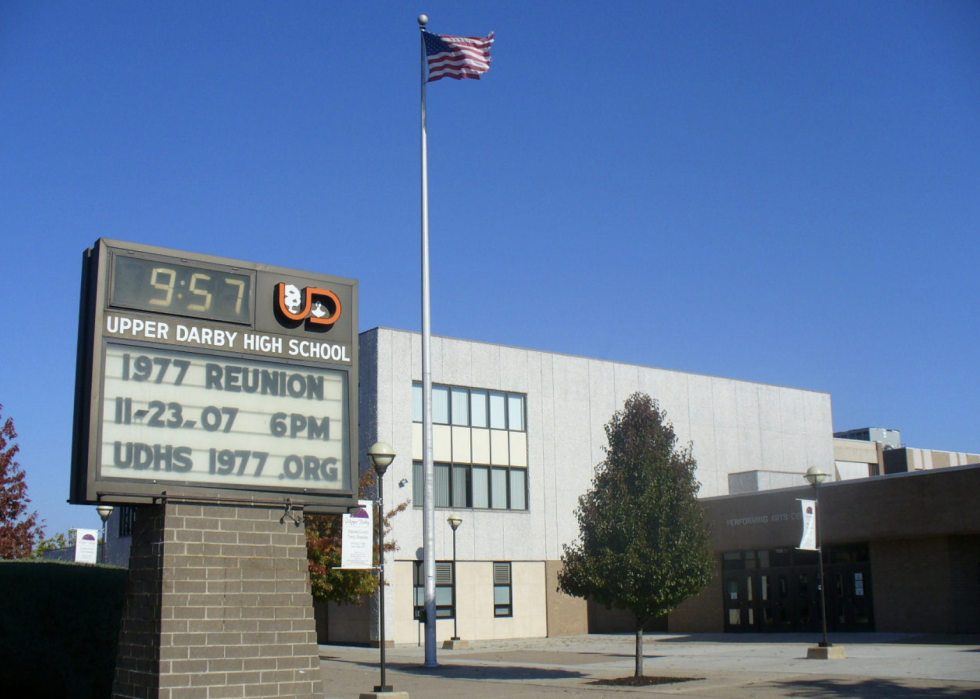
[275, 283, 342, 327]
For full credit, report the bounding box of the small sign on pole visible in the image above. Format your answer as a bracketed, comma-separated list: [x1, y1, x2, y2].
[798, 499, 818, 551]
[339, 500, 374, 569]
[74, 528, 99, 563]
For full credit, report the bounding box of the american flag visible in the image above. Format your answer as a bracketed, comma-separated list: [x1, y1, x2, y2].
[423, 31, 494, 82]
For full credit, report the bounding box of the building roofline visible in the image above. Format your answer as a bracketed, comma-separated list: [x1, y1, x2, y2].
[359, 326, 831, 397]
[700, 461, 980, 503]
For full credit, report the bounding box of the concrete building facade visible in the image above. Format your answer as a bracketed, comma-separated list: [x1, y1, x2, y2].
[357, 327, 835, 644]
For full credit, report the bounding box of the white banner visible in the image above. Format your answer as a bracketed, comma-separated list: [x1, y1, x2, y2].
[798, 499, 818, 551]
[74, 528, 99, 563]
[340, 500, 374, 569]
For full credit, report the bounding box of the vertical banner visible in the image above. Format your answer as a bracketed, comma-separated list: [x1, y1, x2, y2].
[74, 528, 99, 563]
[798, 499, 818, 551]
[340, 500, 374, 569]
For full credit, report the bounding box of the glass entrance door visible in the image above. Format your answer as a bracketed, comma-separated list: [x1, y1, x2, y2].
[721, 544, 873, 633]
[723, 571, 759, 632]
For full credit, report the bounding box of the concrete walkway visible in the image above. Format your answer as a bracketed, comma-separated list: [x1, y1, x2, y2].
[319, 633, 980, 698]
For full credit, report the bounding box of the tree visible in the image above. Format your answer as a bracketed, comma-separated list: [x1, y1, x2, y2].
[0, 405, 45, 558]
[558, 393, 712, 678]
[31, 531, 73, 558]
[305, 469, 407, 606]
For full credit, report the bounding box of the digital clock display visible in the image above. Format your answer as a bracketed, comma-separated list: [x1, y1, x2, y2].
[110, 254, 253, 324]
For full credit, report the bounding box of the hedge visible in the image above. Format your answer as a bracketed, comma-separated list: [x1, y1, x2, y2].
[0, 560, 128, 699]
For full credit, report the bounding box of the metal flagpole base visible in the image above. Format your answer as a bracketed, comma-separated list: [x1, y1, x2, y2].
[442, 637, 470, 650]
[359, 690, 409, 699]
[807, 645, 847, 659]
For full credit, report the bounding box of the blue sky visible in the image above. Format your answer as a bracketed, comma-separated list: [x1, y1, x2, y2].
[2, 1, 978, 537]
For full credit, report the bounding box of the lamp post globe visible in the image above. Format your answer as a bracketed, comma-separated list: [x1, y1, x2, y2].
[96, 505, 114, 564]
[804, 464, 829, 487]
[368, 441, 395, 476]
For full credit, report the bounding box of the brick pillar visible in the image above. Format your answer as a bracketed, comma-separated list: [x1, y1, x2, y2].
[112, 502, 324, 699]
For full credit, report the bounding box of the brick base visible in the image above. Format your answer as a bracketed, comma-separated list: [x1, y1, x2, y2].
[112, 502, 325, 699]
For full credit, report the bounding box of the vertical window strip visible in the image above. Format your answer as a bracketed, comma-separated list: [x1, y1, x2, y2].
[509, 469, 527, 510]
[472, 466, 490, 508]
[452, 465, 469, 508]
[508, 393, 525, 431]
[118, 506, 136, 537]
[451, 387, 470, 426]
[432, 386, 450, 424]
[489, 391, 507, 429]
[493, 562, 513, 617]
[471, 389, 488, 428]
[491, 468, 508, 509]
[412, 383, 423, 422]
[413, 461, 423, 505]
[435, 463, 451, 508]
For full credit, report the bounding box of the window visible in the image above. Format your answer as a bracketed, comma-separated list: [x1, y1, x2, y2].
[452, 465, 469, 508]
[471, 389, 488, 427]
[491, 468, 508, 509]
[493, 562, 512, 617]
[432, 386, 450, 424]
[414, 561, 454, 620]
[434, 463, 451, 508]
[472, 466, 489, 508]
[509, 470, 526, 510]
[489, 392, 507, 429]
[451, 387, 469, 426]
[412, 382, 526, 432]
[411, 382, 528, 511]
[412, 383, 423, 422]
[507, 394, 525, 431]
[118, 506, 136, 537]
[414, 461, 527, 511]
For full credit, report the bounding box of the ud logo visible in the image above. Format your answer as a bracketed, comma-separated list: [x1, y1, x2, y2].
[275, 283, 342, 326]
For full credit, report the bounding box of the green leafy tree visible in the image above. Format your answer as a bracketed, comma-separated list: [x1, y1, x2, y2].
[0, 404, 45, 558]
[558, 393, 712, 677]
[32, 531, 72, 558]
[305, 470, 407, 605]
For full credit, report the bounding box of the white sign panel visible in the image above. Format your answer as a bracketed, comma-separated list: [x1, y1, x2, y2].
[75, 528, 99, 563]
[798, 499, 818, 551]
[99, 343, 350, 492]
[340, 500, 375, 569]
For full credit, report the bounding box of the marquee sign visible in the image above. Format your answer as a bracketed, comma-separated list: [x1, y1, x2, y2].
[71, 239, 359, 513]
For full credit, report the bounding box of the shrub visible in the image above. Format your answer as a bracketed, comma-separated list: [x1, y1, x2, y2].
[0, 560, 127, 699]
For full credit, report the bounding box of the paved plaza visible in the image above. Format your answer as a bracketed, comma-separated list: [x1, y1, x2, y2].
[319, 632, 980, 699]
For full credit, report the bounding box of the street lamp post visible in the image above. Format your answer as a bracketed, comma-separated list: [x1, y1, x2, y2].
[803, 465, 831, 649]
[96, 505, 114, 565]
[447, 514, 462, 642]
[367, 442, 396, 694]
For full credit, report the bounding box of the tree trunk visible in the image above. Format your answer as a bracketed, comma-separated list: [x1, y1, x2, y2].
[635, 622, 644, 677]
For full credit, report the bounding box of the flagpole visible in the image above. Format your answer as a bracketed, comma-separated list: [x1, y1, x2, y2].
[418, 12, 438, 669]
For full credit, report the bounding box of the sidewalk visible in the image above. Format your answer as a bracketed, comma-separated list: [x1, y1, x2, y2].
[318, 633, 980, 698]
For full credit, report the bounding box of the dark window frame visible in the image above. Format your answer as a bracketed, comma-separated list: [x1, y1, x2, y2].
[413, 460, 528, 512]
[493, 561, 513, 618]
[413, 560, 455, 620]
